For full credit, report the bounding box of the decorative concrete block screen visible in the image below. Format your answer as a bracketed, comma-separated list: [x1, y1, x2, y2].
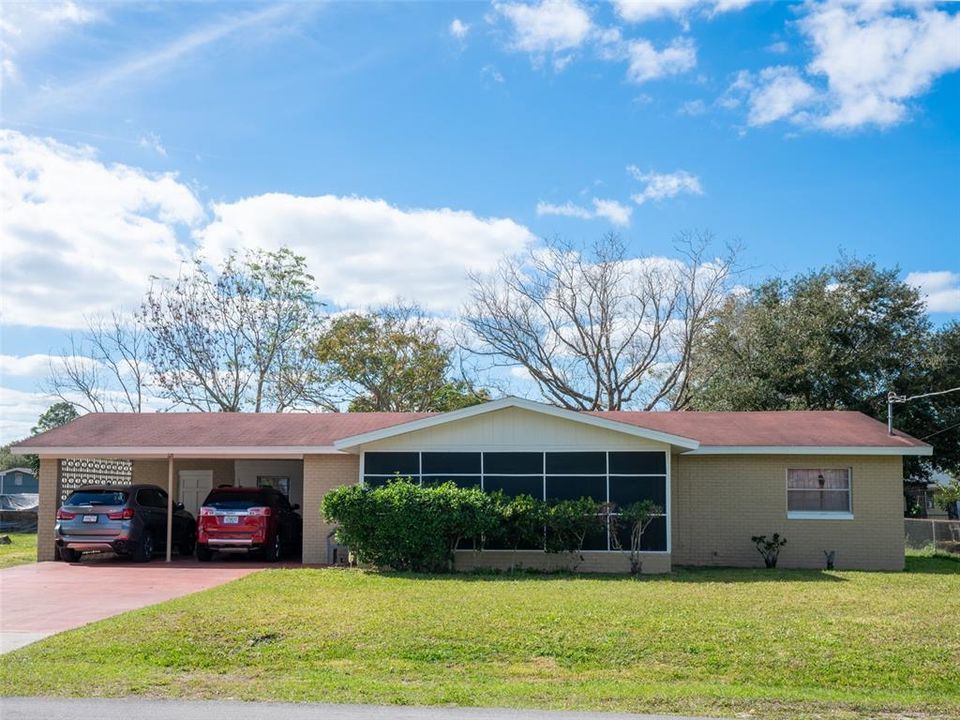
[59, 459, 133, 504]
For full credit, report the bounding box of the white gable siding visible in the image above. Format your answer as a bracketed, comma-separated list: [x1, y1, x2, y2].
[355, 406, 671, 453]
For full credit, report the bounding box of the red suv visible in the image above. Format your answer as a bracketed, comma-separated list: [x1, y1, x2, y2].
[196, 487, 302, 562]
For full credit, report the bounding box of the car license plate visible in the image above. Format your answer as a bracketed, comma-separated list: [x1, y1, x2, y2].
[223, 515, 240, 524]
[82, 514, 98, 523]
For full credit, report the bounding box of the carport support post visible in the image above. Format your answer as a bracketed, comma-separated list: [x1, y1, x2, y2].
[166, 454, 174, 562]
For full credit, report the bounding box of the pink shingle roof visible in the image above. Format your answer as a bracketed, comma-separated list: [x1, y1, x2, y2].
[592, 410, 928, 449]
[15, 407, 928, 450]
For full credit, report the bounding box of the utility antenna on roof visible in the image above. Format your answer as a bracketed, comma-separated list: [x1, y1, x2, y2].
[887, 387, 960, 436]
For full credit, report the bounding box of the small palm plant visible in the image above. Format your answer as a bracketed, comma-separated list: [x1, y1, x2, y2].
[751, 533, 787, 568]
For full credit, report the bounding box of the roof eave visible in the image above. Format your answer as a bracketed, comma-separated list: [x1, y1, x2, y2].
[685, 445, 933, 456]
[9, 445, 343, 459]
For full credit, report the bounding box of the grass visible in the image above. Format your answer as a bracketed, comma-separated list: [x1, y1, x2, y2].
[0, 532, 36, 569]
[1, 556, 958, 719]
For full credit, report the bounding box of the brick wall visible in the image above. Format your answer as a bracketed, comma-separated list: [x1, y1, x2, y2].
[302, 454, 360, 564]
[454, 550, 671, 574]
[37, 458, 60, 561]
[130, 459, 236, 492]
[671, 454, 904, 570]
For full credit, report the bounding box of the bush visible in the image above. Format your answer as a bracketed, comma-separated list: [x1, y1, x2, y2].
[321, 480, 498, 572]
[544, 497, 604, 563]
[491, 492, 547, 552]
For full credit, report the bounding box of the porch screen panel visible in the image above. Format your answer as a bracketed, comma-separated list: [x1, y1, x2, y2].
[484, 475, 543, 499]
[614, 516, 667, 552]
[359, 449, 669, 553]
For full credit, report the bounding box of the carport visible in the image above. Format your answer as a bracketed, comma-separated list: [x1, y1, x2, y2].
[30, 452, 305, 562]
[12, 411, 419, 565]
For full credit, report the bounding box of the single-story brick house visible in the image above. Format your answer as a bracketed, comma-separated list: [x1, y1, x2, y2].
[13, 397, 932, 572]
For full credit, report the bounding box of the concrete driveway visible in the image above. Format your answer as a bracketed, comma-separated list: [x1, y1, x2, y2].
[0, 558, 264, 653]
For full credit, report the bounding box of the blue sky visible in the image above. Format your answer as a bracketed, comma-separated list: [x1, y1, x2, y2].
[1, 0, 959, 441]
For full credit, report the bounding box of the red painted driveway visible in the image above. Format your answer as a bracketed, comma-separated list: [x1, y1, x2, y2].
[0, 558, 265, 652]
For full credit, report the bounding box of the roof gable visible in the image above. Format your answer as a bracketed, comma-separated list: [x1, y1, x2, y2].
[333, 397, 700, 451]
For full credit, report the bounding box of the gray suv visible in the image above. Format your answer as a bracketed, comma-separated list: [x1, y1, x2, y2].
[55, 484, 196, 563]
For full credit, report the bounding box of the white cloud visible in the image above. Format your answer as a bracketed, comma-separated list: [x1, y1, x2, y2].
[624, 37, 697, 83]
[679, 98, 707, 115]
[591, 198, 632, 226]
[627, 167, 704, 204]
[728, 2, 960, 131]
[197, 194, 535, 313]
[613, 0, 700, 24]
[0, 130, 203, 328]
[20, 4, 308, 116]
[536, 198, 633, 226]
[740, 66, 819, 126]
[0, 386, 59, 444]
[2, 130, 537, 326]
[802, 2, 960, 130]
[906, 271, 960, 313]
[138, 132, 167, 157]
[450, 18, 470, 39]
[493, 0, 593, 54]
[537, 200, 593, 220]
[0, 354, 90, 380]
[0, 1, 98, 82]
[481, 64, 506, 83]
[613, 0, 757, 24]
[766, 40, 789, 54]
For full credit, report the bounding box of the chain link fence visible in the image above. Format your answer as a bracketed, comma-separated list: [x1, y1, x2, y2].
[905, 518, 960, 555]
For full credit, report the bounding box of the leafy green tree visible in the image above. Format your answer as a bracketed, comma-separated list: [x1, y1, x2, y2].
[920, 322, 960, 475]
[314, 304, 487, 412]
[544, 497, 605, 569]
[492, 493, 548, 564]
[0, 445, 24, 472]
[690, 259, 957, 474]
[934, 477, 960, 520]
[23, 402, 79, 473]
[609, 500, 662, 575]
[32, 402, 79, 435]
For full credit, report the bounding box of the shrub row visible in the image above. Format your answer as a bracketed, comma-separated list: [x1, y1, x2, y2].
[321, 479, 659, 573]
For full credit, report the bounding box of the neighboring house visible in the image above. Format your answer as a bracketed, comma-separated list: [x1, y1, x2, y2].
[0, 467, 38, 495]
[13, 397, 932, 572]
[905, 472, 959, 519]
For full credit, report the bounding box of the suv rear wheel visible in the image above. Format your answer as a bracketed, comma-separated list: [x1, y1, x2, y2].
[196, 544, 213, 562]
[59, 547, 81, 563]
[264, 533, 282, 562]
[132, 533, 154, 563]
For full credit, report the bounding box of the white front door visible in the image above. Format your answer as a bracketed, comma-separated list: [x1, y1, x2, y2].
[178, 470, 213, 517]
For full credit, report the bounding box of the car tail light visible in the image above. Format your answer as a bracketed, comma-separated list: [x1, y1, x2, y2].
[200, 507, 215, 516]
[56, 509, 76, 520]
[248, 506, 272, 516]
[107, 508, 135, 520]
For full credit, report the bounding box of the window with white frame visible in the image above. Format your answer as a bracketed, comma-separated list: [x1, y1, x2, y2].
[787, 468, 851, 516]
[361, 450, 668, 551]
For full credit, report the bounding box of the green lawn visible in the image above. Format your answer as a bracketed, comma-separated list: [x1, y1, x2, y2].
[1, 556, 958, 719]
[0, 532, 36, 568]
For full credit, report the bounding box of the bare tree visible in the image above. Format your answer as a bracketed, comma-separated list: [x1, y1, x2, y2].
[140, 248, 324, 412]
[46, 310, 150, 413]
[462, 232, 737, 411]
